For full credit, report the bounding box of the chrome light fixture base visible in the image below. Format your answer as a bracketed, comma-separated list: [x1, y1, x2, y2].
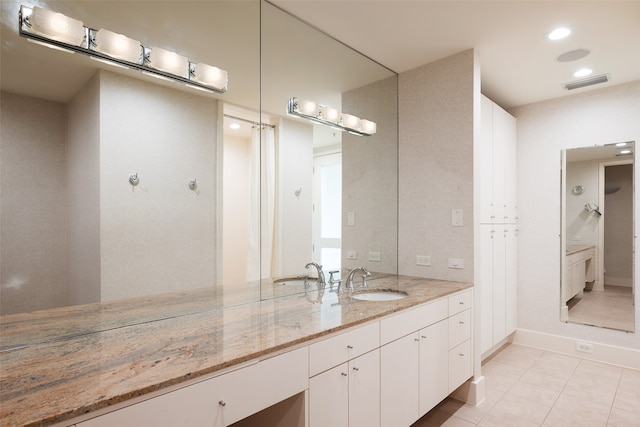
[287, 97, 376, 137]
[19, 5, 228, 94]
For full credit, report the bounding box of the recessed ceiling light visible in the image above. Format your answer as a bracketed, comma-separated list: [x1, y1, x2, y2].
[229, 123, 241, 129]
[574, 68, 593, 78]
[548, 27, 571, 40]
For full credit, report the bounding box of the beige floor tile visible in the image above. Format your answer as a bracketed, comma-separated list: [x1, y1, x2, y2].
[528, 352, 580, 379]
[482, 360, 526, 393]
[483, 393, 551, 425]
[490, 345, 542, 370]
[479, 411, 540, 427]
[437, 393, 500, 425]
[553, 392, 612, 424]
[543, 406, 606, 427]
[505, 380, 561, 407]
[563, 378, 617, 406]
[607, 406, 640, 427]
[613, 388, 640, 415]
[519, 369, 569, 392]
[411, 409, 476, 427]
[574, 360, 624, 379]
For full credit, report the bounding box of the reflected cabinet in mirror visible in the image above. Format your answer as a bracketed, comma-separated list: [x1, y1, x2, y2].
[561, 141, 635, 332]
[0, 0, 398, 349]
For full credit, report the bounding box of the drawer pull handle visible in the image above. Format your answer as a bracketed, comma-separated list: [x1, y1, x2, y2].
[421, 335, 427, 339]
[459, 301, 465, 305]
[414, 338, 420, 342]
[219, 400, 226, 407]
[459, 321, 465, 325]
[341, 372, 348, 377]
[459, 353, 465, 357]
[347, 345, 354, 349]
[353, 367, 359, 371]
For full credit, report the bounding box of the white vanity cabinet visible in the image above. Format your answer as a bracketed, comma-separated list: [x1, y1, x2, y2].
[308, 349, 380, 427]
[380, 291, 472, 427]
[77, 347, 309, 427]
[308, 322, 380, 427]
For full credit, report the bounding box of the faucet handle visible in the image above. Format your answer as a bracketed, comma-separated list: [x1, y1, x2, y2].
[360, 269, 371, 289]
[328, 270, 340, 292]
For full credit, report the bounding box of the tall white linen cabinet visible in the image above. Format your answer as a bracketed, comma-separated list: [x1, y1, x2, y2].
[479, 95, 518, 356]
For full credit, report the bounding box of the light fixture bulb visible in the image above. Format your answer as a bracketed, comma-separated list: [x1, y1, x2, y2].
[94, 29, 142, 63]
[616, 142, 627, 147]
[548, 27, 571, 40]
[341, 113, 361, 130]
[297, 99, 319, 117]
[320, 106, 340, 123]
[360, 119, 377, 135]
[620, 149, 632, 154]
[574, 68, 593, 78]
[229, 123, 241, 129]
[193, 63, 228, 90]
[29, 6, 85, 46]
[148, 47, 189, 77]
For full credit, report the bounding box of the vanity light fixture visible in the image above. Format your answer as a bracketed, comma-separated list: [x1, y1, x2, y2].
[18, 5, 228, 94]
[287, 97, 377, 136]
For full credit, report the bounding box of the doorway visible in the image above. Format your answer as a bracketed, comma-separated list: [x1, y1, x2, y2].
[312, 152, 342, 273]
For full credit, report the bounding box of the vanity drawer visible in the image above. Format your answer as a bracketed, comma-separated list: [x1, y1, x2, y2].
[310, 321, 379, 376]
[448, 309, 471, 349]
[448, 340, 472, 393]
[79, 347, 308, 427]
[380, 298, 448, 345]
[448, 290, 472, 315]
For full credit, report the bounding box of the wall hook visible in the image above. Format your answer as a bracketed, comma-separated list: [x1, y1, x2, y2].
[189, 179, 198, 191]
[294, 187, 302, 197]
[129, 173, 139, 186]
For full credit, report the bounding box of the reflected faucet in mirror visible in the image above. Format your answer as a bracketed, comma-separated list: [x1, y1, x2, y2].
[305, 262, 326, 289]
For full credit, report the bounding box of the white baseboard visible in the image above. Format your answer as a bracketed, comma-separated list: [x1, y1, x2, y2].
[450, 376, 485, 406]
[511, 328, 640, 370]
[605, 276, 633, 287]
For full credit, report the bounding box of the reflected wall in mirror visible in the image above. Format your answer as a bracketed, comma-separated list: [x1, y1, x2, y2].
[561, 141, 635, 331]
[1, 0, 261, 318]
[260, 2, 398, 287]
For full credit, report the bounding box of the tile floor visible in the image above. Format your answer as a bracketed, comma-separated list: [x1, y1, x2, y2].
[567, 285, 634, 331]
[412, 343, 640, 427]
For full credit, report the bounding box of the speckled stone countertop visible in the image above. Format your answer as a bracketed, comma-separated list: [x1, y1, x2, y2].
[566, 244, 596, 255]
[0, 275, 472, 427]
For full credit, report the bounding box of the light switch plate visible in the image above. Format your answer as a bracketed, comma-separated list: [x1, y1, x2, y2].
[416, 255, 431, 266]
[448, 258, 464, 269]
[369, 251, 381, 262]
[346, 251, 357, 260]
[451, 208, 463, 226]
[347, 212, 355, 226]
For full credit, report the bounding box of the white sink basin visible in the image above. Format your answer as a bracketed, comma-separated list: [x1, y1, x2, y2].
[351, 289, 408, 301]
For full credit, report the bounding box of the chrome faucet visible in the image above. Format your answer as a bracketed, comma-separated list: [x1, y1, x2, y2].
[344, 267, 371, 292]
[305, 262, 326, 288]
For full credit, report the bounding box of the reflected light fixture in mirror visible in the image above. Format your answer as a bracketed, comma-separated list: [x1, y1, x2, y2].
[19, 5, 228, 93]
[287, 97, 377, 136]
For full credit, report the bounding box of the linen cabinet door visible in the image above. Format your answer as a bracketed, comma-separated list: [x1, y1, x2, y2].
[419, 319, 448, 415]
[309, 363, 349, 427]
[380, 333, 420, 427]
[349, 349, 380, 427]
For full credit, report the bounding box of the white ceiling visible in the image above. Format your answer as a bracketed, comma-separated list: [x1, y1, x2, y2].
[270, 0, 640, 109]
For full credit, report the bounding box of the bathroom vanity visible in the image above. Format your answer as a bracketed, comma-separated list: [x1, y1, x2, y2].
[563, 245, 596, 317]
[0, 276, 472, 427]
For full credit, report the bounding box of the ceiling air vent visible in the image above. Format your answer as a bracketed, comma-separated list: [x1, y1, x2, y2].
[563, 74, 610, 91]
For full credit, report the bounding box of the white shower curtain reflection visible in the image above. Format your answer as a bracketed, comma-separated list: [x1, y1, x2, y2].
[246, 125, 277, 281]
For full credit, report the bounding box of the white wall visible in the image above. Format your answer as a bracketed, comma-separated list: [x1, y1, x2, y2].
[222, 133, 251, 285]
[566, 160, 601, 246]
[99, 71, 218, 301]
[67, 74, 101, 305]
[343, 76, 399, 274]
[398, 49, 477, 282]
[511, 80, 640, 348]
[0, 92, 68, 314]
[274, 117, 313, 277]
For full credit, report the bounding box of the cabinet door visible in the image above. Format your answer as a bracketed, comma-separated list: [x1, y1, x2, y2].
[505, 225, 518, 335]
[419, 319, 448, 415]
[449, 340, 472, 393]
[309, 363, 349, 427]
[480, 95, 494, 223]
[480, 224, 494, 354]
[349, 350, 380, 427]
[492, 228, 507, 344]
[380, 333, 419, 427]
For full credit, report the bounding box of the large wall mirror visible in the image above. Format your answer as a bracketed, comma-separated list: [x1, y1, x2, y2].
[561, 141, 635, 332]
[0, 0, 398, 348]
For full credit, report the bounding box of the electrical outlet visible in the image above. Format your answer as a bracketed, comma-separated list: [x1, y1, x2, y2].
[369, 251, 381, 262]
[346, 251, 357, 260]
[347, 212, 355, 226]
[451, 208, 463, 226]
[447, 258, 464, 269]
[416, 255, 431, 266]
[576, 341, 593, 353]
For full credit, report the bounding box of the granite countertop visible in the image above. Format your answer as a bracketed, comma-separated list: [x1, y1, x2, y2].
[566, 244, 596, 255]
[0, 275, 472, 427]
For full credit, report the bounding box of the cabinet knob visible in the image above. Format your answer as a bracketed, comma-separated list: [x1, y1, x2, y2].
[459, 301, 465, 305]
[459, 353, 465, 357]
[421, 335, 427, 339]
[414, 338, 420, 342]
[219, 400, 226, 407]
[341, 372, 348, 377]
[459, 321, 465, 325]
[353, 367, 359, 371]
[347, 345, 354, 349]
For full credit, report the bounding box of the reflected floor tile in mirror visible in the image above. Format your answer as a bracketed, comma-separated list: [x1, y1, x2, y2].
[567, 285, 634, 331]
